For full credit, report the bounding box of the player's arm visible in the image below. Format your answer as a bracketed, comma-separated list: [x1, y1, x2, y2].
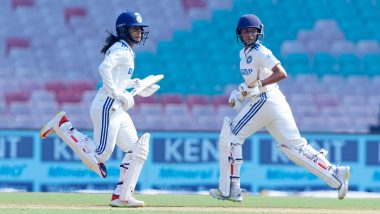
[98, 49, 125, 96]
[99, 48, 134, 110]
[260, 63, 287, 87]
[247, 50, 287, 88]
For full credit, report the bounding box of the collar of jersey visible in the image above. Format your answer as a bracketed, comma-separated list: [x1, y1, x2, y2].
[245, 41, 261, 54]
[119, 39, 134, 54]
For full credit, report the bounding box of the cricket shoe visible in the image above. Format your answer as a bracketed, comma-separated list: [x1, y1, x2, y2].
[229, 185, 243, 202]
[209, 188, 243, 202]
[40, 111, 69, 139]
[109, 195, 145, 207]
[336, 166, 350, 200]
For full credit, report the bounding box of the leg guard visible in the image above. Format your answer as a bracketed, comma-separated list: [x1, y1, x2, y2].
[55, 122, 107, 178]
[278, 138, 341, 189]
[119, 133, 149, 201]
[230, 143, 243, 186]
[219, 117, 232, 197]
[218, 117, 243, 197]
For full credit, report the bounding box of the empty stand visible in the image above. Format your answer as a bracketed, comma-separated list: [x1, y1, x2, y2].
[0, 0, 379, 132]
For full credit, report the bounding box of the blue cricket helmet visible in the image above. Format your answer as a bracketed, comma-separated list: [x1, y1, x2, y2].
[116, 11, 148, 31]
[236, 14, 264, 35]
[115, 11, 149, 45]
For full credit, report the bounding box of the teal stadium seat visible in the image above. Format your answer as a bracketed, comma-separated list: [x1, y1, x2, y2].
[284, 53, 310, 75]
[338, 54, 362, 75]
[363, 54, 380, 76]
[232, 0, 255, 15]
[134, 0, 379, 95]
[313, 53, 338, 75]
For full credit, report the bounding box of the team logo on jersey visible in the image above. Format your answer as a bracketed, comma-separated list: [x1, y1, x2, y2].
[135, 13, 143, 23]
[246, 56, 252, 63]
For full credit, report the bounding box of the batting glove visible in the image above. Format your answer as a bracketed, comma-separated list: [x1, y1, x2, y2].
[124, 78, 141, 89]
[238, 82, 261, 98]
[114, 91, 134, 111]
[229, 90, 244, 110]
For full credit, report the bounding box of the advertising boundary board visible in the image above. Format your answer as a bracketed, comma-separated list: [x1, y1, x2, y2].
[0, 130, 379, 193]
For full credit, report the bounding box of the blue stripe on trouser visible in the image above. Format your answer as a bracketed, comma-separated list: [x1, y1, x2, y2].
[232, 93, 267, 135]
[231, 93, 265, 134]
[96, 97, 111, 153]
[97, 97, 114, 155]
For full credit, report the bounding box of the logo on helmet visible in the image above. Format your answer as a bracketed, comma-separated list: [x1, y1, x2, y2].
[135, 12, 143, 23]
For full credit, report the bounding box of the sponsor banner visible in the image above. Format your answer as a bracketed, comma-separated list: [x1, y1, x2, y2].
[0, 131, 379, 192]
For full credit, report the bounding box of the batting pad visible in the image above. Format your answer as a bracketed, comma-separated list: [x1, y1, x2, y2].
[120, 133, 150, 201]
[279, 143, 341, 189]
[55, 123, 105, 177]
[219, 117, 233, 197]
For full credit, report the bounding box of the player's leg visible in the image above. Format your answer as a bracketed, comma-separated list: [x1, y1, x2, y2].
[210, 117, 243, 202]
[266, 101, 350, 199]
[110, 113, 149, 206]
[110, 118, 138, 204]
[92, 104, 122, 164]
[110, 133, 149, 207]
[40, 111, 107, 178]
[210, 93, 269, 202]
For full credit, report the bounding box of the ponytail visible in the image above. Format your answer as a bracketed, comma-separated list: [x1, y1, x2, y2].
[100, 30, 120, 54]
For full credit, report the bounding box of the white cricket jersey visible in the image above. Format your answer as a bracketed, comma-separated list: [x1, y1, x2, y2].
[98, 40, 135, 98]
[239, 42, 281, 92]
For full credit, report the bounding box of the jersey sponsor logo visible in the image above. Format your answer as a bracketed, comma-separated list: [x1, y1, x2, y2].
[240, 68, 253, 75]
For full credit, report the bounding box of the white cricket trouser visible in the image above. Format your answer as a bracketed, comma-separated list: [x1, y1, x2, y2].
[231, 90, 303, 148]
[90, 93, 138, 163]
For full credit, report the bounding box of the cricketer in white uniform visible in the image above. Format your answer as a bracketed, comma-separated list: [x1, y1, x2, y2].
[40, 11, 159, 208]
[210, 14, 350, 202]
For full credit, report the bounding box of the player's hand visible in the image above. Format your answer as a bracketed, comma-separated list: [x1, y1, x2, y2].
[115, 91, 134, 111]
[239, 82, 261, 98]
[139, 84, 160, 97]
[229, 90, 244, 110]
[124, 78, 141, 90]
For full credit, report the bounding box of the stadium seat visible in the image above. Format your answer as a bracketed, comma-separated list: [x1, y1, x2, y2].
[4, 91, 30, 104]
[9, 101, 31, 115]
[1, 0, 379, 132]
[5, 37, 30, 55]
[160, 94, 183, 105]
[164, 103, 189, 116]
[11, 0, 34, 9]
[191, 104, 214, 117]
[186, 95, 209, 107]
[64, 7, 86, 25]
[139, 103, 163, 116]
[357, 40, 380, 56]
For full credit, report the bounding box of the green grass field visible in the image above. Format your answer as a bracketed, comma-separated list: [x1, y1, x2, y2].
[0, 192, 379, 214]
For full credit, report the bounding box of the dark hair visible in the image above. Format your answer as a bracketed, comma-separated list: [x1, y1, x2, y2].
[100, 30, 121, 54]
